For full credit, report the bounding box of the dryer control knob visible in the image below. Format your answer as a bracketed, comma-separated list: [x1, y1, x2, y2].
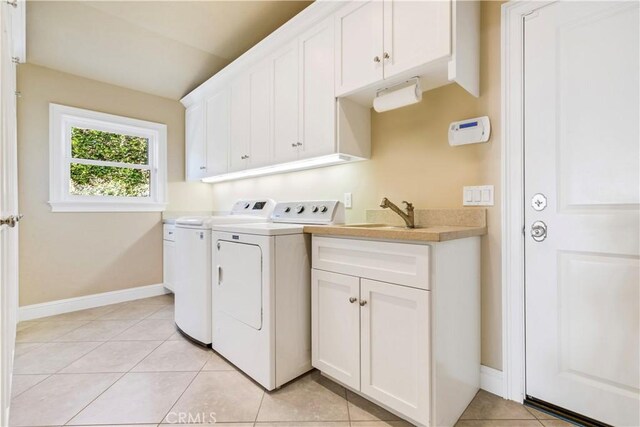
[284, 207, 291, 213]
[320, 205, 328, 213]
[295, 205, 305, 214]
[311, 206, 319, 213]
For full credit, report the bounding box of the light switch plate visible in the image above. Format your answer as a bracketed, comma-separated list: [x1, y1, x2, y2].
[463, 185, 494, 206]
[344, 192, 352, 209]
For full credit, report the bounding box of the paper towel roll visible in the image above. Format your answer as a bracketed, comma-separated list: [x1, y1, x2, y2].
[373, 82, 422, 113]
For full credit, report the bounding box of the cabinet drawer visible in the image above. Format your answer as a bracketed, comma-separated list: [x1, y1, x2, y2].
[163, 225, 176, 242]
[312, 236, 430, 290]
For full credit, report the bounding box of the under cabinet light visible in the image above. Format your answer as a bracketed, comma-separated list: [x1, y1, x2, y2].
[201, 153, 360, 184]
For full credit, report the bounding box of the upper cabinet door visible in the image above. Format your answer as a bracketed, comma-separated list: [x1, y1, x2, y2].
[185, 101, 206, 181]
[229, 77, 250, 172]
[311, 269, 361, 390]
[248, 60, 272, 168]
[272, 41, 300, 164]
[382, 0, 451, 79]
[299, 17, 336, 160]
[360, 278, 430, 426]
[334, 0, 384, 96]
[205, 89, 230, 176]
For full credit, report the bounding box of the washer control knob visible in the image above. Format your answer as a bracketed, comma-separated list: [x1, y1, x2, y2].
[295, 205, 305, 214]
[284, 207, 291, 213]
[320, 205, 328, 213]
[311, 206, 319, 213]
[243, 202, 251, 209]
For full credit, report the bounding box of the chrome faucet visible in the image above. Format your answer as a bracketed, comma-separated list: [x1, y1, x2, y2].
[379, 197, 415, 229]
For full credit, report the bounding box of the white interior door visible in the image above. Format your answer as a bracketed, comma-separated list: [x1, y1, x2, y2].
[0, 2, 19, 424]
[524, 2, 640, 425]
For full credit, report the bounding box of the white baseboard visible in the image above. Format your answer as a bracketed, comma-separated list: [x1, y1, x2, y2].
[480, 365, 504, 397]
[18, 283, 170, 322]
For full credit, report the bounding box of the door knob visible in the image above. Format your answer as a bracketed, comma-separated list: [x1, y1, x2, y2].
[531, 221, 547, 242]
[349, 297, 357, 304]
[0, 214, 22, 228]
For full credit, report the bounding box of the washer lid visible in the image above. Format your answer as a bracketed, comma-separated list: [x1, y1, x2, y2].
[212, 223, 304, 236]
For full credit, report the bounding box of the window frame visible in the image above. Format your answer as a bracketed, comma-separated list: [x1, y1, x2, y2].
[49, 103, 168, 212]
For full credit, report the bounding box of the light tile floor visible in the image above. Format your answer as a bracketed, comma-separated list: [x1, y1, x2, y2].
[10, 295, 574, 427]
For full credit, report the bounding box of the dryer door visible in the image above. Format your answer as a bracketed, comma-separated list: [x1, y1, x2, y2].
[217, 240, 263, 330]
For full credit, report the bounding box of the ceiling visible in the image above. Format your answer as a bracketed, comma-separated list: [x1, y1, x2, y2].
[26, 1, 312, 100]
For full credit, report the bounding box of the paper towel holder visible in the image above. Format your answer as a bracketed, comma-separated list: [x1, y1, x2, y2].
[373, 77, 422, 113]
[375, 76, 421, 97]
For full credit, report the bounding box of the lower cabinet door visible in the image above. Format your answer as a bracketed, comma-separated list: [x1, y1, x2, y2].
[360, 278, 430, 425]
[311, 269, 360, 389]
[163, 240, 176, 292]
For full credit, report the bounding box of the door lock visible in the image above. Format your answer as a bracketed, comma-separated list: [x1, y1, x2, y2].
[531, 221, 548, 242]
[531, 193, 547, 211]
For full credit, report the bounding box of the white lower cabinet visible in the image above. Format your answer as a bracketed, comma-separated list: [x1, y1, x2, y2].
[162, 225, 177, 292]
[312, 270, 429, 425]
[311, 236, 481, 427]
[311, 269, 360, 389]
[360, 278, 430, 424]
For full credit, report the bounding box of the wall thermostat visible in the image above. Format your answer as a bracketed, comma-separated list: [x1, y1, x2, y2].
[448, 116, 490, 146]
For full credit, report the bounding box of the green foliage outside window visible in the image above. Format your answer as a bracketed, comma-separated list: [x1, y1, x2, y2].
[70, 128, 151, 197]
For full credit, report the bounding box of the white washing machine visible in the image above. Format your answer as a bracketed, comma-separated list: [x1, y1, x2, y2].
[174, 199, 275, 345]
[211, 200, 344, 390]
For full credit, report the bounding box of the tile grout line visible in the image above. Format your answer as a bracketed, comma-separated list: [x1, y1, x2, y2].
[61, 300, 175, 426]
[252, 388, 266, 426]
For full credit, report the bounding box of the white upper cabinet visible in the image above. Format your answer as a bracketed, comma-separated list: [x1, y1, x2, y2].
[205, 89, 230, 176]
[299, 17, 336, 160]
[382, 0, 451, 79]
[334, 0, 479, 100]
[334, 1, 384, 96]
[185, 101, 206, 181]
[229, 76, 251, 172]
[272, 41, 300, 163]
[248, 60, 272, 168]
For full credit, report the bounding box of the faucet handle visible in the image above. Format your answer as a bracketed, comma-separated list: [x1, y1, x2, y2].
[402, 200, 414, 210]
[380, 197, 389, 208]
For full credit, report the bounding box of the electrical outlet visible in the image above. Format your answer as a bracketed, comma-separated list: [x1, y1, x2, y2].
[463, 185, 494, 206]
[344, 192, 352, 209]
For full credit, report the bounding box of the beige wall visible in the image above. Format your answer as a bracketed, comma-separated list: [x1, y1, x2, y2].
[209, 1, 503, 370]
[17, 63, 211, 306]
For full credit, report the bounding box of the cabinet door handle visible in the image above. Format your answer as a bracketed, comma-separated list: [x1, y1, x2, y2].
[199, 166, 206, 170]
[291, 143, 297, 148]
[296, 142, 303, 147]
[373, 56, 381, 63]
[217, 265, 222, 285]
[359, 299, 367, 307]
[349, 297, 357, 304]
[383, 52, 390, 60]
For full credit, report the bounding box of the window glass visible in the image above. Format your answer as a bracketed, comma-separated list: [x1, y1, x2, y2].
[69, 164, 151, 197]
[71, 127, 149, 165]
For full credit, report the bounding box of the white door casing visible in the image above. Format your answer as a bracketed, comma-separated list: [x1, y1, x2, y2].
[523, 2, 639, 425]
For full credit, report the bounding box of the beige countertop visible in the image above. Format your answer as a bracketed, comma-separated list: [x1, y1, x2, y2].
[304, 208, 487, 242]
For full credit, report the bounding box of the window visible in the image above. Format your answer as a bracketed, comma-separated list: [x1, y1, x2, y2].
[49, 104, 167, 212]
